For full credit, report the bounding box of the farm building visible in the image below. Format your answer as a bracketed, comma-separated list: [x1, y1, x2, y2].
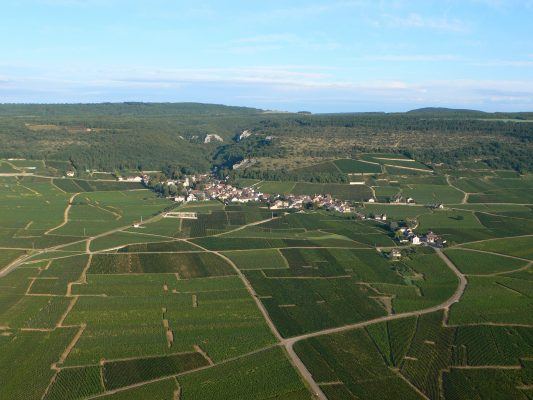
[390, 248, 402, 259]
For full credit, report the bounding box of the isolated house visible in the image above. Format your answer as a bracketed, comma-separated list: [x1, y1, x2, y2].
[425, 231, 439, 244]
[390, 248, 401, 259]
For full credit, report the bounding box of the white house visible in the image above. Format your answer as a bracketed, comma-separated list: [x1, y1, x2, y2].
[119, 176, 142, 182]
[410, 236, 421, 245]
[390, 248, 402, 259]
[270, 200, 290, 210]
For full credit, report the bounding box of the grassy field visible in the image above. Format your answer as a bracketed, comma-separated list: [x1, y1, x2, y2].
[177, 347, 312, 400]
[96, 378, 178, 400]
[63, 274, 276, 365]
[333, 158, 382, 174]
[0, 328, 78, 400]
[89, 231, 172, 251]
[293, 182, 373, 201]
[296, 311, 533, 400]
[255, 181, 296, 194]
[30, 254, 88, 295]
[444, 248, 527, 275]
[371, 249, 458, 313]
[246, 270, 388, 337]
[53, 190, 170, 237]
[295, 325, 422, 399]
[222, 249, 289, 270]
[89, 252, 235, 277]
[52, 178, 144, 193]
[401, 184, 464, 204]
[417, 210, 494, 243]
[449, 274, 533, 325]
[462, 236, 533, 260]
[103, 352, 208, 390]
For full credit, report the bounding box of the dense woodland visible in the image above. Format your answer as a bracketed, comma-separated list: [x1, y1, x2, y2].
[0, 103, 532, 175]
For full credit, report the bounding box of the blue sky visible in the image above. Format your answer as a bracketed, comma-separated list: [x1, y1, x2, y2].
[1, 0, 532, 112]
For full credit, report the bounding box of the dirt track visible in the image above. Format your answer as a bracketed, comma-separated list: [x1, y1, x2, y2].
[0, 209, 472, 400]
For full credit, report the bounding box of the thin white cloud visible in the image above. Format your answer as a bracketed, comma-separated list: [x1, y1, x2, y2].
[1, 63, 532, 111]
[468, 0, 533, 10]
[243, 0, 369, 21]
[36, 0, 112, 7]
[471, 60, 533, 67]
[381, 13, 469, 33]
[364, 54, 459, 62]
[219, 34, 340, 55]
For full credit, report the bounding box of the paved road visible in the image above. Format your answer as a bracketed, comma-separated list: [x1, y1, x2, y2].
[0, 205, 469, 400]
[186, 229, 327, 400]
[195, 240, 467, 400]
[283, 249, 467, 346]
[0, 212, 165, 277]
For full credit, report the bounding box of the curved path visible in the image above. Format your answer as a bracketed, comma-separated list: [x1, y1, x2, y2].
[446, 175, 469, 204]
[188, 243, 467, 400]
[0, 204, 468, 400]
[45, 193, 80, 235]
[186, 238, 327, 399]
[284, 249, 466, 346]
[279, 249, 466, 399]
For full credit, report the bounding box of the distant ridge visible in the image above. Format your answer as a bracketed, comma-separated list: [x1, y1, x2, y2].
[0, 102, 262, 117]
[407, 107, 486, 115]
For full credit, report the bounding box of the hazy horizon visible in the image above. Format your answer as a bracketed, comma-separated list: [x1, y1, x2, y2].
[0, 101, 532, 114]
[1, 0, 532, 112]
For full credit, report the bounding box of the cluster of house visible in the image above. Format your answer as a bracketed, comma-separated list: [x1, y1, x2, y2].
[180, 181, 264, 204]
[122, 173, 431, 218]
[395, 227, 445, 247]
[270, 194, 355, 213]
[389, 194, 416, 204]
[118, 175, 144, 182]
[372, 213, 387, 221]
[366, 196, 415, 204]
[367, 194, 445, 210]
[144, 174, 356, 213]
[142, 173, 446, 249]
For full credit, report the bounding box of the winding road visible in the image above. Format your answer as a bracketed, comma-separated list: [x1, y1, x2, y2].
[186, 241, 468, 400]
[0, 199, 470, 400]
[44, 193, 80, 235]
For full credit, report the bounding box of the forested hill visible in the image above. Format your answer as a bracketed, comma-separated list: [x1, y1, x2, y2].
[0, 103, 266, 173]
[0, 102, 532, 174]
[407, 107, 533, 120]
[0, 102, 262, 117]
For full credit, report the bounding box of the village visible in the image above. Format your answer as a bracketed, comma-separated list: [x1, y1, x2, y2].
[138, 172, 445, 251]
[141, 173, 358, 213]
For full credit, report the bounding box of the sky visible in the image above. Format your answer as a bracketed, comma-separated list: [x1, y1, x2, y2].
[1, 0, 532, 112]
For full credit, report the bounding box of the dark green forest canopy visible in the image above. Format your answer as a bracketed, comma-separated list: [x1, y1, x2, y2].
[0, 103, 531, 173]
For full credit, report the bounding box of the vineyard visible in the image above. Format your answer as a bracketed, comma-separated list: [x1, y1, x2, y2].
[295, 311, 533, 399]
[0, 157, 532, 399]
